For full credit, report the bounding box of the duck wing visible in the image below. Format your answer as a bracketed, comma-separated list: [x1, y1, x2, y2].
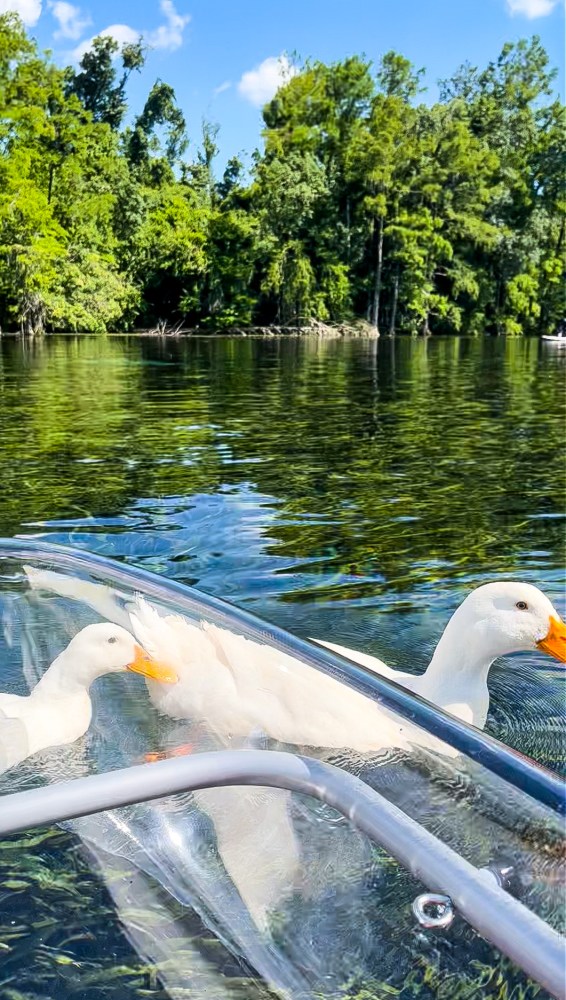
[23, 565, 130, 628]
[129, 599, 414, 752]
[128, 598, 241, 729]
[311, 638, 418, 689]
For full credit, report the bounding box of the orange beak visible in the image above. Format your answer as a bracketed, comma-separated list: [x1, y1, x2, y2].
[537, 615, 566, 664]
[127, 644, 178, 684]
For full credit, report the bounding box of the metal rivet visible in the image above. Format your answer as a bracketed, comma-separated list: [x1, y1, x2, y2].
[412, 892, 455, 929]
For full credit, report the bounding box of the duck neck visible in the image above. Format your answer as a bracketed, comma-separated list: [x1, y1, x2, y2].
[33, 651, 91, 698]
[419, 615, 494, 723]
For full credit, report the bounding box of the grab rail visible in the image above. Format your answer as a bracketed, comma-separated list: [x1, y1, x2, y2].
[2, 538, 564, 815]
[0, 750, 563, 998]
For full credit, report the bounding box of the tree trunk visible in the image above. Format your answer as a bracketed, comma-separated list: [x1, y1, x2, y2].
[20, 290, 46, 336]
[369, 216, 383, 334]
[366, 219, 375, 322]
[389, 271, 399, 336]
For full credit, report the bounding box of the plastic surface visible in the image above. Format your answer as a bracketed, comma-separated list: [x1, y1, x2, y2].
[0, 540, 564, 999]
[2, 750, 565, 997]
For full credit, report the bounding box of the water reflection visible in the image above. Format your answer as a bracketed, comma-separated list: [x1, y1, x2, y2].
[1, 335, 563, 600]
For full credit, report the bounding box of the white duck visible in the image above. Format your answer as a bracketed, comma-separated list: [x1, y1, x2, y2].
[23, 568, 565, 747]
[128, 581, 565, 753]
[316, 581, 566, 728]
[0, 622, 177, 772]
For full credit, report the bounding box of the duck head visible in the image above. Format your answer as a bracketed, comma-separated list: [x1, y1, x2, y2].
[65, 622, 178, 685]
[445, 582, 566, 664]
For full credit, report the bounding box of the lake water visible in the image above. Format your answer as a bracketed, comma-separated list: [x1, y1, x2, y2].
[0, 333, 564, 998]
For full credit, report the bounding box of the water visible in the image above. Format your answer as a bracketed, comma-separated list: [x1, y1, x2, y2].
[0, 333, 564, 998]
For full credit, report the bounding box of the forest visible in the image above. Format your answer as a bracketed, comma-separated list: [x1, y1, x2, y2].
[0, 12, 564, 336]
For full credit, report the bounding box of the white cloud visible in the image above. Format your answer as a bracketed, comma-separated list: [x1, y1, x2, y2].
[72, 23, 140, 62]
[0, 0, 42, 26]
[506, 0, 559, 17]
[146, 0, 190, 51]
[214, 80, 231, 95]
[238, 54, 297, 108]
[71, 1, 189, 62]
[49, 1, 91, 39]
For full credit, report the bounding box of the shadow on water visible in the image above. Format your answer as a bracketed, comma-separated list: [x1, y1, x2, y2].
[0, 334, 564, 998]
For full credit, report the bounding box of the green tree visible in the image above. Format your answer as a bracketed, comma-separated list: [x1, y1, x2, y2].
[0, 14, 138, 332]
[126, 80, 187, 181]
[440, 37, 565, 334]
[66, 35, 145, 130]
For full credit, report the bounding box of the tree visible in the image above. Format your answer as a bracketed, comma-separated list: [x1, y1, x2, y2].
[126, 80, 187, 180]
[253, 151, 329, 323]
[66, 36, 145, 130]
[131, 185, 208, 326]
[440, 37, 565, 334]
[0, 14, 138, 332]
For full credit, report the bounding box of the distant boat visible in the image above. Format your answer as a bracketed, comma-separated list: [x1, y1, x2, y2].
[542, 320, 566, 343]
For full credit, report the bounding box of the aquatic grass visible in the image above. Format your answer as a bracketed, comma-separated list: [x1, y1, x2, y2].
[0, 825, 279, 1000]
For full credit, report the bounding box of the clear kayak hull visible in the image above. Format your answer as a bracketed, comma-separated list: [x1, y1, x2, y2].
[0, 539, 564, 1000]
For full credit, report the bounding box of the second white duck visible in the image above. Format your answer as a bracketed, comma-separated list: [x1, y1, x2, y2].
[0, 622, 177, 772]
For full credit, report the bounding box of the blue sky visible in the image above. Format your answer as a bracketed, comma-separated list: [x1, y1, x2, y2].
[3, 0, 565, 172]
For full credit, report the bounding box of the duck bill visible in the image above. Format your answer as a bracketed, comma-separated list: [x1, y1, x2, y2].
[128, 644, 178, 684]
[536, 615, 566, 664]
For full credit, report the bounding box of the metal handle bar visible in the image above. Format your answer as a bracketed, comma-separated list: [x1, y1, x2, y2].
[0, 749, 563, 998]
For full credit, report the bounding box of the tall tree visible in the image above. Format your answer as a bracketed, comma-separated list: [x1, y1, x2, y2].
[126, 80, 187, 180]
[440, 37, 564, 334]
[66, 35, 144, 130]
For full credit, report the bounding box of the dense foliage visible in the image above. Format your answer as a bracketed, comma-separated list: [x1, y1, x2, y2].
[0, 13, 563, 335]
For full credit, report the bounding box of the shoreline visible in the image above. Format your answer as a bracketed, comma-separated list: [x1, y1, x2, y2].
[0, 322, 548, 339]
[135, 319, 381, 338]
[0, 322, 379, 339]
[2, 315, 559, 340]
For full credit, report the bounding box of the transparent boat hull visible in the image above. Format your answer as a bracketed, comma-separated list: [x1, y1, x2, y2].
[0, 540, 564, 1000]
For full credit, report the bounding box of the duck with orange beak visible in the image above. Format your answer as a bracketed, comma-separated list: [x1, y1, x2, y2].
[129, 581, 565, 755]
[317, 581, 566, 730]
[0, 622, 177, 773]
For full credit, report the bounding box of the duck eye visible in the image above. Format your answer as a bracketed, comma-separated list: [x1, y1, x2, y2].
[107, 636, 118, 644]
[515, 601, 528, 611]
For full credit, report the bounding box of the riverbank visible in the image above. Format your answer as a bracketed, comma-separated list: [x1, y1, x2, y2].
[137, 319, 381, 338]
[0, 319, 557, 339]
